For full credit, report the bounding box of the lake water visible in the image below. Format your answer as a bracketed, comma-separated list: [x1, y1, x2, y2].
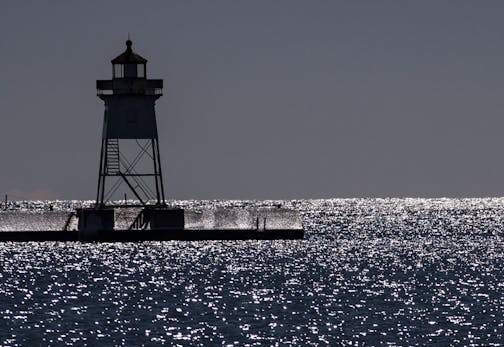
[0, 198, 503, 345]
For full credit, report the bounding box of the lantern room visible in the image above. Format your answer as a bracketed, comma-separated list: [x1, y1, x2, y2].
[111, 39, 147, 79]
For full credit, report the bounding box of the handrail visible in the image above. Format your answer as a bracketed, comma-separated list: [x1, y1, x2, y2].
[129, 209, 149, 230]
[96, 88, 162, 96]
[63, 211, 76, 231]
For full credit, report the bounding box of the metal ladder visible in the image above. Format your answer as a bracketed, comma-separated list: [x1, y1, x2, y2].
[106, 139, 120, 174]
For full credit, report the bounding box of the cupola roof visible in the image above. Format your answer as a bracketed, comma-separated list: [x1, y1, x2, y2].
[111, 40, 148, 64]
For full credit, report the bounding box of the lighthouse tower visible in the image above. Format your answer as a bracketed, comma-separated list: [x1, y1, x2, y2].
[95, 40, 165, 206]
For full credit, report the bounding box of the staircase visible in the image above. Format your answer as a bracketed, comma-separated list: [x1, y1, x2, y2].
[63, 211, 77, 231]
[106, 139, 120, 174]
[129, 209, 150, 230]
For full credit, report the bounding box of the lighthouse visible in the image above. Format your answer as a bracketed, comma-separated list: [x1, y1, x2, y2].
[95, 39, 165, 206]
[72, 39, 303, 241]
[77, 40, 183, 236]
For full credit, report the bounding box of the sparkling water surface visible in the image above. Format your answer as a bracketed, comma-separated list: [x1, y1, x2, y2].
[0, 199, 503, 345]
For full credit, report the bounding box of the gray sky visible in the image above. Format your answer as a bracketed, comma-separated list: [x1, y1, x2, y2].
[1, 1, 504, 200]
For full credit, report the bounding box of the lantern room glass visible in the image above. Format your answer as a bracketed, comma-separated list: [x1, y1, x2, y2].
[137, 64, 145, 78]
[113, 63, 145, 78]
[113, 64, 124, 78]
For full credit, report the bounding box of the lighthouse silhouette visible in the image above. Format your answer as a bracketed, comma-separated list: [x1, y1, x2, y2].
[95, 39, 165, 207]
[73, 39, 303, 240]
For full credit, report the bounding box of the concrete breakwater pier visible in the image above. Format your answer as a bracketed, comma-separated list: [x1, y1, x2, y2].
[0, 206, 304, 242]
